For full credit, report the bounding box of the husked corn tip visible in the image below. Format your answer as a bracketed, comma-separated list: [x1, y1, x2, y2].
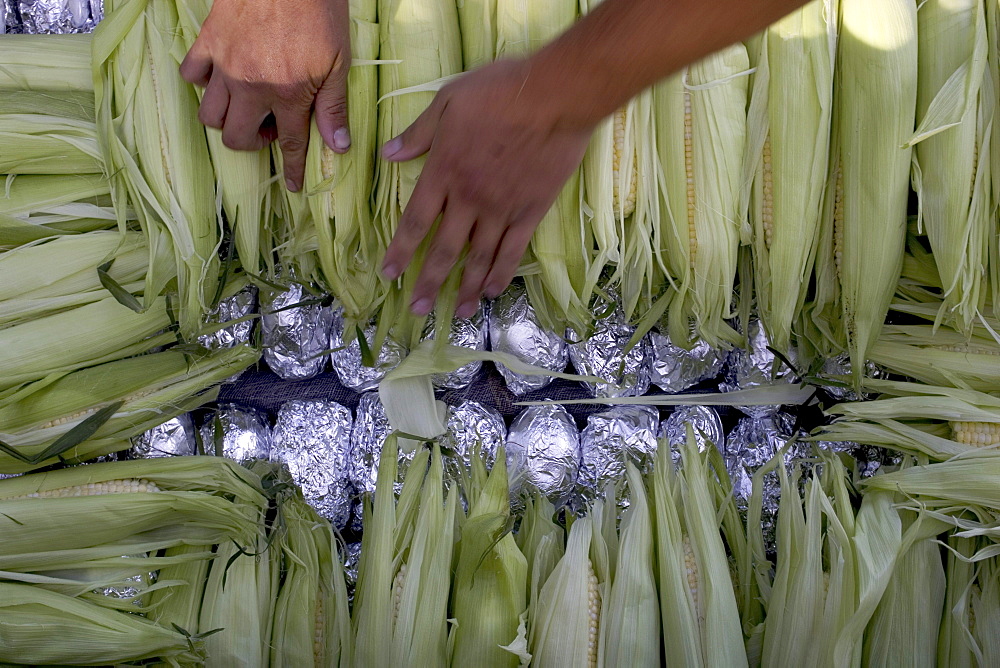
[587, 560, 601, 668]
[683, 89, 697, 268]
[761, 135, 774, 249]
[612, 107, 637, 219]
[39, 407, 98, 430]
[320, 144, 337, 209]
[682, 534, 701, 622]
[391, 562, 408, 624]
[949, 421, 1000, 447]
[5, 478, 161, 499]
[146, 46, 173, 191]
[933, 343, 1000, 355]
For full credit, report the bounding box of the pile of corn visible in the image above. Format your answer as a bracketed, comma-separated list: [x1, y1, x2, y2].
[5, 431, 998, 666]
[3, 0, 1000, 664]
[0, 456, 351, 666]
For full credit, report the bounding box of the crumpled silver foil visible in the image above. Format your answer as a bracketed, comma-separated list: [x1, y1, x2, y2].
[198, 405, 272, 463]
[197, 286, 257, 350]
[725, 412, 802, 551]
[272, 400, 353, 530]
[439, 400, 506, 477]
[721, 319, 798, 417]
[348, 392, 398, 497]
[261, 283, 332, 381]
[568, 307, 652, 399]
[815, 440, 901, 479]
[578, 406, 659, 503]
[658, 405, 725, 467]
[131, 415, 197, 459]
[821, 353, 887, 401]
[649, 330, 728, 393]
[19, 0, 100, 33]
[506, 404, 580, 505]
[489, 283, 569, 395]
[329, 309, 406, 392]
[342, 542, 362, 603]
[2, 0, 13, 33]
[421, 305, 488, 390]
[93, 555, 153, 608]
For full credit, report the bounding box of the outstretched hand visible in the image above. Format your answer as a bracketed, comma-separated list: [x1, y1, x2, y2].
[380, 59, 594, 319]
[179, 0, 352, 192]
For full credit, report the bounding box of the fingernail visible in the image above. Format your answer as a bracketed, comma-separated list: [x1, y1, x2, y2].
[456, 301, 477, 319]
[411, 297, 433, 316]
[286, 178, 299, 192]
[382, 263, 399, 279]
[333, 127, 351, 151]
[382, 137, 403, 159]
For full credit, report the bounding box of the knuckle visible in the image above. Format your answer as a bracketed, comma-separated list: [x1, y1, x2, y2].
[278, 133, 307, 153]
[465, 247, 494, 269]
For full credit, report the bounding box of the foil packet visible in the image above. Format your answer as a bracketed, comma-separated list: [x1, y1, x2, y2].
[3, 0, 15, 33]
[721, 319, 799, 417]
[349, 392, 400, 497]
[261, 283, 332, 381]
[506, 404, 580, 505]
[342, 542, 362, 603]
[272, 400, 353, 530]
[657, 405, 725, 467]
[92, 555, 153, 609]
[649, 330, 727, 393]
[578, 406, 659, 504]
[489, 283, 568, 395]
[820, 353, 886, 401]
[439, 400, 506, 477]
[131, 415, 197, 459]
[568, 305, 652, 399]
[19, 0, 100, 33]
[421, 305, 488, 390]
[197, 285, 257, 350]
[198, 405, 272, 463]
[330, 309, 406, 392]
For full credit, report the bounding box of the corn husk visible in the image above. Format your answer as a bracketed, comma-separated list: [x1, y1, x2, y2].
[0, 112, 104, 175]
[0, 34, 94, 93]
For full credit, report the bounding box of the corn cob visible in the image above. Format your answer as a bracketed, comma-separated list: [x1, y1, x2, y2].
[0, 112, 104, 176]
[94, 0, 221, 339]
[867, 323, 1000, 392]
[597, 463, 660, 667]
[745, 0, 836, 355]
[0, 34, 94, 93]
[908, 0, 993, 333]
[450, 448, 528, 668]
[655, 46, 748, 349]
[515, 493, 565, 614]
[820, 0, 918, 382]
[0, 345, 260, 473]
[306, 19, 382, 323]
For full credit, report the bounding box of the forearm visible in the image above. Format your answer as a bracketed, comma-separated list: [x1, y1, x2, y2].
[527, 0, 810, 130]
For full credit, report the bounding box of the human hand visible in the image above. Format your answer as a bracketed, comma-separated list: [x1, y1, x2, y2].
[179, 0, 351, 191]
[380, 58, 594, 320]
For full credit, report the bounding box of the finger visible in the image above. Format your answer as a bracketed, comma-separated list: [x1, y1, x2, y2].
[382, 94, 446, 162]
[315, 55, 351, 154]
[274, 105, 312, 191]
[221, 92, 272, 152]
[409, 200, 477, 316]
[198, 76, 230, 129]
[381, 173, 446, 280]
[179, 39, 213, 87]
[483, 220, 537, 299]
[455, 218, 505, 318]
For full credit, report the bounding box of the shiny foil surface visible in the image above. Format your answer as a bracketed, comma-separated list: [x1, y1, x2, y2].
[261, 283, 332, 380]
[568, 307, 651, 398]
[649, 331, 727, 393]
[421, 305, 488, 390]
[329, 309, 406, 392]
[131, 415, 197, 459]
[439, 400, 506, 476]
[658, 405, 725, 466]
[18, 0, 99, 33]
[721, 319, 798, 417]
[506, 404, 580, 504]
[272, 400, 353, 530]
[198, 405, 272, 463]
[197, 286, 257, 350]
[578, 405, 659, 503]
[489, 283, 569, 395]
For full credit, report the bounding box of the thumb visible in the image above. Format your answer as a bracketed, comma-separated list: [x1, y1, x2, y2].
[382, 94, 445, 162]
[315, 63, 351, 154]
